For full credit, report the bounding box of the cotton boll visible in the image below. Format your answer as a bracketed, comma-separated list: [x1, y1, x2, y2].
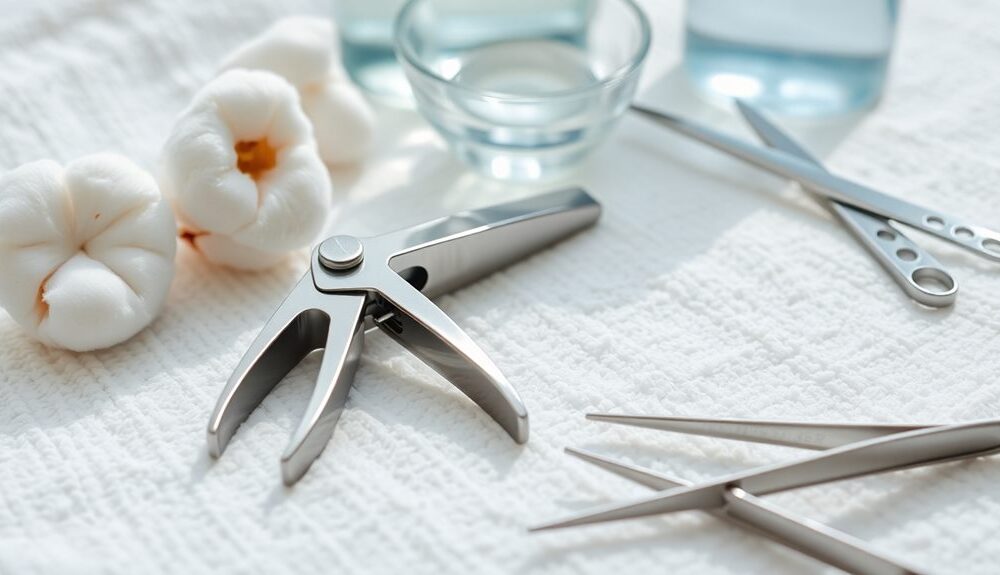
[0, 155, 177, 351]
[218, 16, 339, 89]
[160, 69, 332, 269]
[301, 78, 376, 165]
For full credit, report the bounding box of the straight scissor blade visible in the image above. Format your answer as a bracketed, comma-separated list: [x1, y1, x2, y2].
[532, 418, 1000, 531]
[630, 104, 1000, 263]
[734, 100, 957, 307]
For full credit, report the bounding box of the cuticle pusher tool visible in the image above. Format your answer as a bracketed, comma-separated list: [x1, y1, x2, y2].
[207, 188, 601, 484]
[631, 101, 1000, 306]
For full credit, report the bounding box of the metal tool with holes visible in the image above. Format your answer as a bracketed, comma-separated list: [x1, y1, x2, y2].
[534, 414, 1000, 574]
[207, 188, 601, 484]
[630, 101, 1000, 307]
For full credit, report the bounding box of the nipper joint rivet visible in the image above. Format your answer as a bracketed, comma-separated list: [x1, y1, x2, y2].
[319, 235, 364, 270]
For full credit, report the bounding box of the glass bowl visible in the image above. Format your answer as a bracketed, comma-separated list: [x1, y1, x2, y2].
[394, 0, 651, 181]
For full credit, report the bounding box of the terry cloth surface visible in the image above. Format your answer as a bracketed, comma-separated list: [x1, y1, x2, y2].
[2, 1, 999, 573]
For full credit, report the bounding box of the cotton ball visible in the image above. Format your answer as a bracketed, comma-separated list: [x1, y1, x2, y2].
[219, 15, 376, 166]
[159, 69, 332, 270]
[0, 154, 177, 351]
[218, 16, 338, 88]
[301, 78, 376, 165]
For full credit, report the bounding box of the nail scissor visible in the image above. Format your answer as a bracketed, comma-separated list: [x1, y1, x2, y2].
[632, 101, 1000, 307]
[534, 414, 1000, 574]
[207, 188, 601, 484]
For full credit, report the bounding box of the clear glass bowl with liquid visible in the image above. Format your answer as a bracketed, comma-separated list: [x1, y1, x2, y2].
[394, 0, 650, 181]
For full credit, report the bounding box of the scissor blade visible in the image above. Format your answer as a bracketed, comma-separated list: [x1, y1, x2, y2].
[532, 419, 1000, 531]
[586, 414, 932, 450]
[735, 100, 959, 308]
[630, 104, 1000, 263]
[563, 448, 925, 575]
[734, 100, 821, 164]
[374, 273, 529, 443]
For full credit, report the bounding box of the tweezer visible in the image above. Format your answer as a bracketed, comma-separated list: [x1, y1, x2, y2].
[535, 415, 1000, 574]
[632, 102, 1000, 307]
[207, 188, 601, 484]
[564, 448, 922, 575]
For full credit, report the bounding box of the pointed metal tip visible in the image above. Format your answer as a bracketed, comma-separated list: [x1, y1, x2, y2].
[733, 99, 763, 123]
[528, 518, 580, 533]
[629, 104, 681, 125]
[585, 413, 614, 421]
[564, 446, 597, 460]
[563, 446, 619, 470]
[586, 413, 636, 425]
[733, 98, 753, 113]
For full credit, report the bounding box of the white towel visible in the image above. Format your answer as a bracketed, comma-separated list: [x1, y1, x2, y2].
[2, 1, 999, 573]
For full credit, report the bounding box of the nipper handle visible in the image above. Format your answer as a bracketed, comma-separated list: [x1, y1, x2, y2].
[381, 188, 601, 298]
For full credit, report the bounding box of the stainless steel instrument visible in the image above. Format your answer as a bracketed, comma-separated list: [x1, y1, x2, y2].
[564, 448, 922, 575]
[534, 414, 1000, 574]
[632, 102, 1000, 307]
[207, 188, 601, 484]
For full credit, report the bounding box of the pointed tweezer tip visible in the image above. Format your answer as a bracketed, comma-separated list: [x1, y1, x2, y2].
[585, 413, 629, 423]
[528, 518, 578, 533]
[564, 446, 599, 461]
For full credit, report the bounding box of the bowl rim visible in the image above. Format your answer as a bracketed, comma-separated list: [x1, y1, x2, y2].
[393, 0, 652, 103]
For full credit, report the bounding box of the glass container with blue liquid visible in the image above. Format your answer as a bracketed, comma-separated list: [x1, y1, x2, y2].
[334, 0, 412, 105]
[684, 0, 900, 115]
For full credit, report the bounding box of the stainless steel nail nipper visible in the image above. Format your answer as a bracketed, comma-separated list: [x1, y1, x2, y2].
[207, 188, 601, 484]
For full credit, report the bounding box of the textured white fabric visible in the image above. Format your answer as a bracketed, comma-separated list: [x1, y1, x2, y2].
[2, 1, 999, 574]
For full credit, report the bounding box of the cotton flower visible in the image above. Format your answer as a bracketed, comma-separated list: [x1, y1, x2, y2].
[220, 16, 375, 165]
[0, 154, 177, 351]
[160, 69, 332, 270]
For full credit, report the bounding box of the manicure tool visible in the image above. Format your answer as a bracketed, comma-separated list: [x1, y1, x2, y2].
[632, 102, 1000, 307]
[534, 415, 1000, 572]
[207, 188, 601, 484]
[564, 448, 922, 575]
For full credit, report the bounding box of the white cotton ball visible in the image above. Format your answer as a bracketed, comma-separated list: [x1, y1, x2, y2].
[0, 154, 177, 351]
[218, 16, 339, 89]
[160, 69, 332, 270]
[300, 78, 376, 165]
[218, 15, 376, 166]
